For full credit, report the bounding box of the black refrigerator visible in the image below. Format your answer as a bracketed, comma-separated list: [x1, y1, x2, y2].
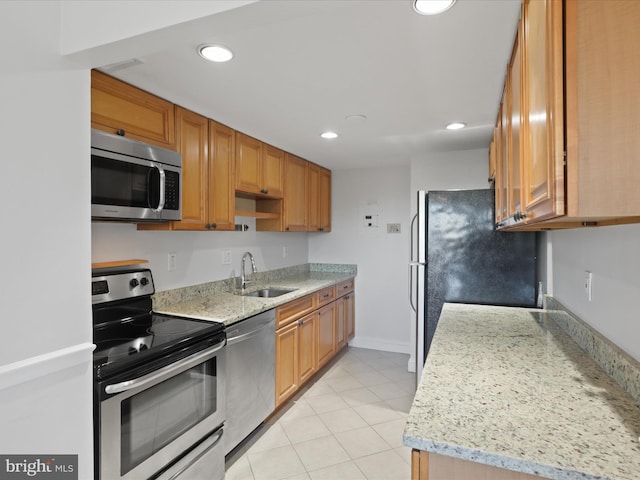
[410, 189, 537, 380]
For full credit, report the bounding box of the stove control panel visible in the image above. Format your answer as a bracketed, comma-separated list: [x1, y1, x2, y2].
[92, 269, 155, 304]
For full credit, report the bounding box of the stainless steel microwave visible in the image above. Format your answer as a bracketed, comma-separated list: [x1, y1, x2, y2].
[91, 129, 182, 222]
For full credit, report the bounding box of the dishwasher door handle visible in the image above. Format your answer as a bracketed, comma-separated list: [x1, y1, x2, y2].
[227, 320, 274, 346]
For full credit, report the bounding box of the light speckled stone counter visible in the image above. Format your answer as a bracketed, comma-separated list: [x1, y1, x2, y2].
[403, 303, 640, 480]
[152, 263, 356, 326]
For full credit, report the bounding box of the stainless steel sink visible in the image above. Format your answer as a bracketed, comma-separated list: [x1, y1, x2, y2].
[240, 287, 296, 298]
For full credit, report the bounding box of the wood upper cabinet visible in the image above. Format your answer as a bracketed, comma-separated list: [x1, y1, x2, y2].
[207, 120, 236, 230]
[562, 0, 640, 222]
[174, 107, 209, 229]
[262, 144, 285, 198]
[496, 0, 640, 230]
[235, 133, 283, 198]
[139, 111, 235, 231]
[509, 23, 523, 221]
[283, 153, 309, 231]
[91, 70, 175, 150]
[519, 0, 565, 226]
[308, 163, 332, 232]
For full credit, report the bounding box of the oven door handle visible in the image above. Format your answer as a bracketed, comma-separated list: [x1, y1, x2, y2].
[104, 339, 225, 395]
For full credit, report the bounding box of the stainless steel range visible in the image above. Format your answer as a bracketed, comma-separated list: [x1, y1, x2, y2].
[92, 269, 226, 480]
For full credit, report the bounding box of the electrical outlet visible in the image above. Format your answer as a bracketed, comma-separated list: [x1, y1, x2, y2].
[387, 223, 401, 233]
[222, 250, 232, 265]
[168, 253, 177, 271]
[584, 271, 593, 301]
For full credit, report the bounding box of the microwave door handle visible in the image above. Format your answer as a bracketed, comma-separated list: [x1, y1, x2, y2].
[150, 162, 166, 213]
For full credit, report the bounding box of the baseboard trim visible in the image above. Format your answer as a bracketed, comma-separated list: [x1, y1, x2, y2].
[348, 336, 410, 355]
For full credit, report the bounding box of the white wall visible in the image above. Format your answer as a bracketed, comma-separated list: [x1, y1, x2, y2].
[92, 222, 309, 291]
[548, 224, 640, 361]
[0, 1, 93, 475]
[309, 166, 411, 353]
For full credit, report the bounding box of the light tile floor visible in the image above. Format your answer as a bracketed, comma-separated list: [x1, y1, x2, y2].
[225, 347, 416, 480]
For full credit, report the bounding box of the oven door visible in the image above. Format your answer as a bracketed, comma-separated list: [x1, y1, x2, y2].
[98, 338, 226, 480]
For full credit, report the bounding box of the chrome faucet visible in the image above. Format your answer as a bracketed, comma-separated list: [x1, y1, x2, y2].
[240, 252, 258, 291]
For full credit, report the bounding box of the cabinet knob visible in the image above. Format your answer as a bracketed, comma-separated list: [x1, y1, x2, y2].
[205, 223, 211, 229]
[116, 129, 125, 136]
[495, 221, 504, 229]
[211, 223, 217, 229]
[285, 227, 290, 231]
[513, 211, 527, 221]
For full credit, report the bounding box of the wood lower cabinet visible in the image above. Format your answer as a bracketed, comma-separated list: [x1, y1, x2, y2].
[316, 302, 336, 369]
[275, 311, 319, 407]
[91, 70, 175, 150]
[298, 313, 317, 384]
[412, 451, 545, 480]
[275, 320, 300, 406]
[274, 279, 355, 408]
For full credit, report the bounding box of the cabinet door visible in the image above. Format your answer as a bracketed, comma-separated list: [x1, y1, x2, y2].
[235, 133, 263, 195]
[336, 298, 346, 351]
[173, 107, 209, 230]
[345, 293, 355, 342]
[208, 121, 235, 230]
[509, 24, 523, 221]
[275, 321, 299, 407]
[298, 313, 317, 384]
[316, 303, 336, 368]
[494, 105, 507, 226]
[283, 154, 308, 231]
[521, 0, 565, 222]
[318, 167, 331, 232]
[308, 164, 321, 231]
[91, 70, 175, 150]
[262, 144, 284, 198]
[308, 164, 332, 232]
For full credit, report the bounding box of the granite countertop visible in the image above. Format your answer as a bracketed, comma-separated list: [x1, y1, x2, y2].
[403, 303, 640, 480]
[152, 264, 355, 326]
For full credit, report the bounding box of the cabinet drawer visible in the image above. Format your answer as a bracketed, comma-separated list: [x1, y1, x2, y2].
[317, 286, 336, 307]
[336, 279, 354, 296]
[276, 294, 316, 328]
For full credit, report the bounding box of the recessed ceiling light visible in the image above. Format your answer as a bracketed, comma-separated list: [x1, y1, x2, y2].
[446, 122, 466, 130]
[198, 44, 234, 63]
[345, 114, 367, 123]
[321, 132, 339, 139]
[413, 0, 456, 16]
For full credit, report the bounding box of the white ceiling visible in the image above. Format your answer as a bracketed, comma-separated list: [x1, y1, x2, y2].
[102, 0, 521, 171]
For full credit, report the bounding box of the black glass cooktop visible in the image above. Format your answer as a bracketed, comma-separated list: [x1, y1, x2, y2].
[93, 311, 224, 377]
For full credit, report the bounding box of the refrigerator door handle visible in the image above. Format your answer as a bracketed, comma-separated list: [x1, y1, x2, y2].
[409, 213, 419, 312]
[409, 263, 417, 313]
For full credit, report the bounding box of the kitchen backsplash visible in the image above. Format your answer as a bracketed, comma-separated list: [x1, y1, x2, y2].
[152, 263, 357, 310]
[546, 296, 640, 404]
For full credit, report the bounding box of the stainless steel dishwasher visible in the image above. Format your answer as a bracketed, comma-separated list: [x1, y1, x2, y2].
[224, 309, 275, 454]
